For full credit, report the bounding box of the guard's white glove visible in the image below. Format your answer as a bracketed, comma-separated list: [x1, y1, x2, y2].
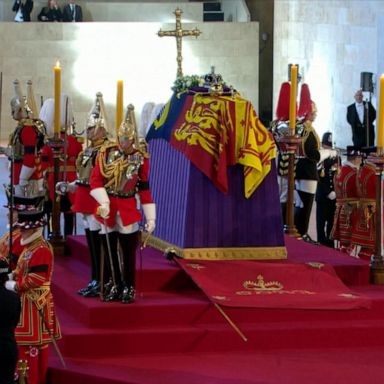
[294, 190, 304, 208]
[5, 280, 17, 292]
[90, 187, 110, 219]
[327, 191, 336, 200]
[97, 203, 110, 219]
[142, 203, 156, 234]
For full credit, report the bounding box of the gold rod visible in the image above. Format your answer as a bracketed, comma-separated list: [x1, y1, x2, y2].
[214, 303, 248, 342]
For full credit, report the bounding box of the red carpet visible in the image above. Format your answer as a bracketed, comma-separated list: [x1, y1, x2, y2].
[46, 235, 384, 383]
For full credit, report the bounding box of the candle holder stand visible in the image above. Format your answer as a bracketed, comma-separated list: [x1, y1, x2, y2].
[46, 136, 66, 256]
[367, 152, 384, 284]
[278, 134, 303, 238]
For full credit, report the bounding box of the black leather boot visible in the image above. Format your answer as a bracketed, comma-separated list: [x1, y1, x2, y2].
[83, 280, 100, 297]
[121, 285, 136, 304]
[118, 232, 139, 304]
[103, 284, 121, 302]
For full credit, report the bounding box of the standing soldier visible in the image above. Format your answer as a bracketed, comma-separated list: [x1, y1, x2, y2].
[40, 94, 83, 237]
[315, 132, 339, 247]
[5, 205, 61, 384]
[9, 79, 46, 198]
[351, 150, 376, 260]
[56, 92, 111, 297]
[294, 84, 337, 243]
[331, 146, 361, 254]
[90, 104, 156, 304]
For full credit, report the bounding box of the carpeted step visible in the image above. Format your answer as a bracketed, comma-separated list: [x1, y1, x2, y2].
[48, 347, 384, 384]
[55, 312, 384, 358]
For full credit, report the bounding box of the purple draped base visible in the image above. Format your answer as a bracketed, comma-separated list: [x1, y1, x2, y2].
[148, 139, 285, 258]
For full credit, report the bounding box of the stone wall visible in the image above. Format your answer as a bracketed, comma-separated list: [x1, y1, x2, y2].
[0, 21, 259, 141]
[274, 0, 384, 148]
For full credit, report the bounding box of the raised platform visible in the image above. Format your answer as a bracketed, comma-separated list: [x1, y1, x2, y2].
[46, 235, 384, 383]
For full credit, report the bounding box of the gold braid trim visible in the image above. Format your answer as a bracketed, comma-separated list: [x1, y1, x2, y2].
[300, 121, 320, 156]
[98, 144, 130, 191]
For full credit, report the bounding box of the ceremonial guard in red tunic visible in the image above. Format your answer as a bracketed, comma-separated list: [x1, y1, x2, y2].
[271, 82, 291, 225]
[40, 95, 83, 236]
[90, 104, 156, 303]
[57, 92, 111, 297]
[5, 207, 61, 384]
[9, 79, 46, 198]
[351, 153, 376, 259]
[331, 146, 361, 254]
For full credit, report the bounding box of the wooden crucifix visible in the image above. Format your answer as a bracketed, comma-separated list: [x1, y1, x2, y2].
[157, 8, 201, 79]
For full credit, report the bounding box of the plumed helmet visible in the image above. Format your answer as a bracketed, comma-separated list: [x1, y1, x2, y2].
[298, 83, 315, 120]
[26, 80, 39, 118]
[39, 98, 55, 135]
[275, 82, 291, 121]
[10, 79, 28, 119]
[139, 102, 155, 138]
[60, 94, 74, 132]
[118, 104, 139, 148]
[39, 93, 74, 135]
[86, 92, 109, 135]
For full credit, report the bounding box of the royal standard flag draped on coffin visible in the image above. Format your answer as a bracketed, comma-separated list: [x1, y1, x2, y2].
[147, 92, 276, 198]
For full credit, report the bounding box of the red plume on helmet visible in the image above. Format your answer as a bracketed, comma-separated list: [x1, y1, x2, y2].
[275, 82, 291, 121]
[298, 83, 314, 120]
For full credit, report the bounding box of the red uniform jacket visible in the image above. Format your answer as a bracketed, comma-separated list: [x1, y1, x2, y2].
[14, 238, 61, 345]
[331, 163, 359, 246]
[41, 134, 83, 203]
[90, 145, 153, 227]
[351, 162, 376, 248]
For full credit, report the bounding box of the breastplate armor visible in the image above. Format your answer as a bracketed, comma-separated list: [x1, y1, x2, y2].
[105, 149, 144, 195]
[77, 146, 98, 184]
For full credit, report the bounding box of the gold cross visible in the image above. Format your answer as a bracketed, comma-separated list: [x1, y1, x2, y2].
[158, 8, 201, 79]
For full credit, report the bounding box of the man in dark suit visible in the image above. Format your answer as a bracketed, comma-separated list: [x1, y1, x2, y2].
[347, 89, 376, 149]
[63, 0, 83, 22]
[12, 0, 33, 22]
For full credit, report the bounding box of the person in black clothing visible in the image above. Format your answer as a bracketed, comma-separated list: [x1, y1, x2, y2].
[294, 84, 337, 244]
[62, 0, 83, 22]
[0, 258, 21, 384]
[12, 0, 33, 22]
[347, 89, 376, 149]
[38, 0, 62, 22]
[315, 132, 339, 248]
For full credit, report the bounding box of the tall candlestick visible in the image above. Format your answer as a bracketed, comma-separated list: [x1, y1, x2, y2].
[377, 74, 384, 150]
[289, 64, 298, 136]
[116, 80, 124, 136]
[54, 61, 61, 136]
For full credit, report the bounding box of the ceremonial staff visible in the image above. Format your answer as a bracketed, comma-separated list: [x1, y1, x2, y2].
[35, 302, 66, 368]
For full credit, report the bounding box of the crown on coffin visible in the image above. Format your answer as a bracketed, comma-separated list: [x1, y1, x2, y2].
[243, 274, 283, 291]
